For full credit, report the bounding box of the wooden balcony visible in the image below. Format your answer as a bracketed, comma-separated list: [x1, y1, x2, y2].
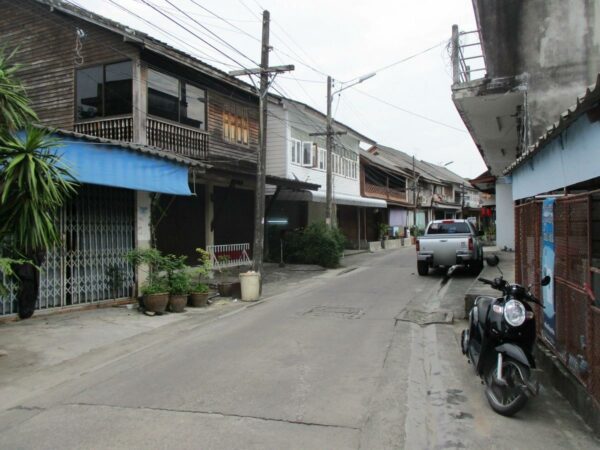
[74, 115, 209, 160]
[364, 182, 409, 204]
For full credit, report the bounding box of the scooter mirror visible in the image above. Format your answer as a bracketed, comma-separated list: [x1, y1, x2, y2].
[541, 275, 551, 286]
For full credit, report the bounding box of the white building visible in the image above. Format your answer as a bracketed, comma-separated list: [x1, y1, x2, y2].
[265, 97, 385, 248]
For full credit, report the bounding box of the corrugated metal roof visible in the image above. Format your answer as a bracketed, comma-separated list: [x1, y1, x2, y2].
[52, 128, 207, 168]
[504, 73, 600, 175]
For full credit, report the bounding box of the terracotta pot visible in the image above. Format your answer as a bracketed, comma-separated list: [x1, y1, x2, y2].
[143, 293, 169, 313]
[169, 294, 188, 313]
[189, 292, 209, 307]
[411, 236, 416, 245]
[218, 281, 241, 298]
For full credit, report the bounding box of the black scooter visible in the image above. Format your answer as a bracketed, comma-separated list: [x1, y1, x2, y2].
[461, 274, 551, 416]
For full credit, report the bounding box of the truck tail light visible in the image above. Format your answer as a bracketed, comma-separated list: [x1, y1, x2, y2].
[468, 237, 473, 251]
[416, 239, 420, 251]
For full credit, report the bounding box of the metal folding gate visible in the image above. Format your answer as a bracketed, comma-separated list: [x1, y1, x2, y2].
[516, 192, 600, 406]
[0, 185, 135, 316]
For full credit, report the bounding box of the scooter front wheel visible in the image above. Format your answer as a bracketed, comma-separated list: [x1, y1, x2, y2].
[484, 356, 529, 417]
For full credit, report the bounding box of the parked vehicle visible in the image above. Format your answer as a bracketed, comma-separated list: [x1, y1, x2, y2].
[416, 219, 483, 276]
[461, 275, 551, 416]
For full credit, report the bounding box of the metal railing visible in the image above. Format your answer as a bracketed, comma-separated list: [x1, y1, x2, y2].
[207, 243, 252, 269]
[74, 115, 209, 160]
[451, 25, 487, 84]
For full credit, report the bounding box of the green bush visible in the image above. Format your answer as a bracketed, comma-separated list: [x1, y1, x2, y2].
[283, 222, 345, 268]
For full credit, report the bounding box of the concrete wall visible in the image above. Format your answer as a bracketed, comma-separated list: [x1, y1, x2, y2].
[135, 191, 152, 292]
[513, 114, 600, 200]
[495, 180, 514, 250]
[475, 0, 600, 142]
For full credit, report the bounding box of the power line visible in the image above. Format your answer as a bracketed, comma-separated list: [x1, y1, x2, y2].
[187, 0, 261, 43]
[99, 0, 237, 67]
[137, 0, 253, 71]
[351, 88, 467, 133]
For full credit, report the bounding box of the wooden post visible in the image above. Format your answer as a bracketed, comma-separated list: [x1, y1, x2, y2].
[132, 59, 147, 144]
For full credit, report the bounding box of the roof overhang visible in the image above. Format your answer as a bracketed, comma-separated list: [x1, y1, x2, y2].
[278, 190, 387, 208]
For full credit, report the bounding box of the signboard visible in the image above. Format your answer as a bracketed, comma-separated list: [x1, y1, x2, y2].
[541, 198, 556, 346]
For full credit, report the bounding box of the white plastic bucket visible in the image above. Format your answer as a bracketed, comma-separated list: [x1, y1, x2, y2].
[239, 271, 260, 301]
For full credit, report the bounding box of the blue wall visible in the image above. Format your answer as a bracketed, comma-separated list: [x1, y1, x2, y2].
[512, 114, 600, 200]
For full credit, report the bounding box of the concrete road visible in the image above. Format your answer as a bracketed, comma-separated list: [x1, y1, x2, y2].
[0, 248, 598, 449]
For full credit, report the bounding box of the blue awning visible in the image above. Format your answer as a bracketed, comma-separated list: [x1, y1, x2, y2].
[53, 135, 193, 195]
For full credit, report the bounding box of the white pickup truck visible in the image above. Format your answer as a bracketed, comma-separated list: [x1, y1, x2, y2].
[416, 219, 484, 276]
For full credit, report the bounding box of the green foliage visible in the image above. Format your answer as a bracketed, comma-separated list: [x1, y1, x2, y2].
[283, 222, 346, 268]
[190, 282, 209, 293]
[0, 48, 37, 132]
[140, 277, 168, 296]
[0, 127, 76, 252]
[168, 270, 191, 295]
[378, 223, 389, 238]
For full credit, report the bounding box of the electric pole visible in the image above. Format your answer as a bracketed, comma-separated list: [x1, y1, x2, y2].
[229, 11, 293, 290]
[309, 77, 347, 227]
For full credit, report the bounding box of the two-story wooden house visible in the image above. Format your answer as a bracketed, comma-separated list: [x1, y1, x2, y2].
[0, 0, 315, 315]
[265, 96, 384, 249]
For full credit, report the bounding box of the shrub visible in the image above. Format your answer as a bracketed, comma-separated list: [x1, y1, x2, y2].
[283, 222, 345, 268]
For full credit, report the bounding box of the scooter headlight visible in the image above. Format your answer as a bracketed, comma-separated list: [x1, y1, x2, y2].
[504, 299, 526, 327]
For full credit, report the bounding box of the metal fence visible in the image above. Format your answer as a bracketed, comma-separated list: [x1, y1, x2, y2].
[0, 185, 135, 317]
[207, 243, 252, 270]
[515, 192, 600, 406]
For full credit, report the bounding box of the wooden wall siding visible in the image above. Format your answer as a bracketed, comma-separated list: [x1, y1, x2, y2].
[0, 0, 139, 130]
[207, 90, 259, 164]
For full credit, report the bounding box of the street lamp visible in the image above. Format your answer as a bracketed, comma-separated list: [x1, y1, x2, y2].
[322, 72, 377, 226]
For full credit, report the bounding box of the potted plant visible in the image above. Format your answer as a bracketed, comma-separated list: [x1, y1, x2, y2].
[168, 269, 190, 312]
[140, 276, 169, 313]
[410, 225, 418, 245]
[189, 281, 210, 307]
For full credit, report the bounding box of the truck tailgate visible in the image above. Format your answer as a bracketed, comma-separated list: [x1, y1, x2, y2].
[419, 235, 470, 266]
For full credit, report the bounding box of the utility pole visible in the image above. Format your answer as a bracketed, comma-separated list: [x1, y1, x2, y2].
[461, 182, 466, 218]
[309, 76, 346, 227]
[229, 10, 293, 290]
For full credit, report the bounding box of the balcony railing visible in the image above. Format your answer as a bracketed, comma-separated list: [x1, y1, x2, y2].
[74, 115, 133, 141]
[364, 183, 409, 204]
[74, 115, 209, 160]
[451, 26, 487, 84]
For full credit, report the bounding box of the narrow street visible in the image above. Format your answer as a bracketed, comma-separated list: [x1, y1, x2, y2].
[0, 248, 597, 449]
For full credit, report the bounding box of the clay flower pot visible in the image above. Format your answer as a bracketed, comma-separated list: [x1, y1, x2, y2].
[143, 293, 169, 313]
[218, 281, 241, 298]
[169, 294, 188, 313]
[189, 292, 209, 307]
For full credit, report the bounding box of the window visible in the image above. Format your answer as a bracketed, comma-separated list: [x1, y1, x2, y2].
[148, 68, 206, 129]
[302, 141, 313, 167]
[223, 103, 249, 145]
[427, 222, 470, 234]
[76, 61, 132, 120]
[318, 148, 326, 170]
[290, 138, 302, 164]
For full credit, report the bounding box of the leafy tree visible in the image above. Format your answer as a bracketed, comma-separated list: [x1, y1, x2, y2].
[0, 49, 75, 318]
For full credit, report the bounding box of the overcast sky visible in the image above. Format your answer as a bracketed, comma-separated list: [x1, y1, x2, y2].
[75, 0, 486, 178]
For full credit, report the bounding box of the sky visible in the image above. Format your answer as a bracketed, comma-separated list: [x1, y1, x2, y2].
[73, 0, 486, 179]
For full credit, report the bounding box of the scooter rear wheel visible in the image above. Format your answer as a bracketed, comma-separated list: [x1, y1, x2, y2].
[484, 357, 529, 417]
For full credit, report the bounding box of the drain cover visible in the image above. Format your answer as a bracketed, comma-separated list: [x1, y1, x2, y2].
[396, 309, 453, 326]
[303, 306, 364, 319]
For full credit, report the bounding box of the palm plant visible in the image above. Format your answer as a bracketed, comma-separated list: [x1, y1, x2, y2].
[0, 49, 75, 318]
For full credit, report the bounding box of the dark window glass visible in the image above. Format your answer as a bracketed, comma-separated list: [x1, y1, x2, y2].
[181, 83, 205, 129]
[104, 61, 132, 116]
[76, 66, 103, 119]
[148, 69, 179, 122]
[427, 222, 471, 234]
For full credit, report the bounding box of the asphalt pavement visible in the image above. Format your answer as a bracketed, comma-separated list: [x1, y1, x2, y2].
[0, 248, 598, 449]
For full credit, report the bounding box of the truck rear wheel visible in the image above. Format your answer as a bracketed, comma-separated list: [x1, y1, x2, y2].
[417, 261, 429, 276]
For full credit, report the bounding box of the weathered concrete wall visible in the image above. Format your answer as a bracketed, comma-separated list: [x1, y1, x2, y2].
[495, 180, 514, 251]
[474, 0, 600, 141]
